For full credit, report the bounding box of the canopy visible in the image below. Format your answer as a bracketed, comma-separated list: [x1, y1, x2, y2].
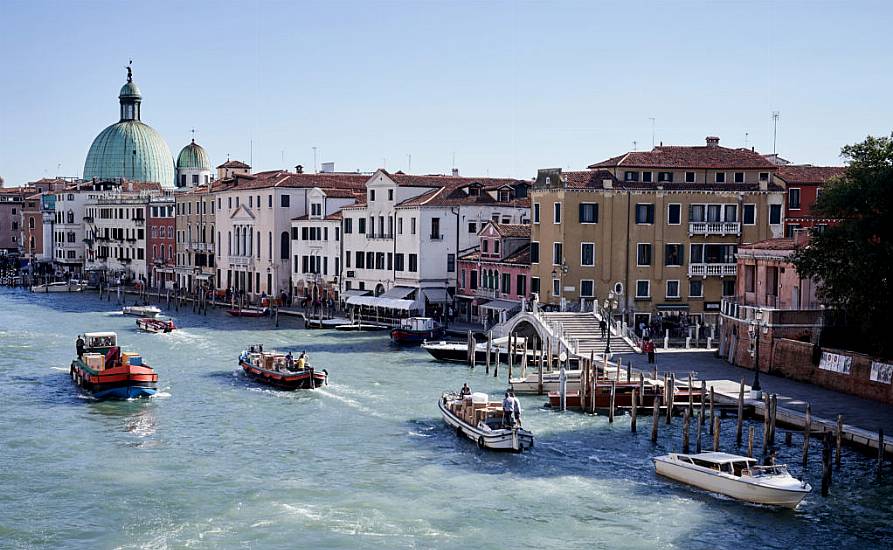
[479, 299, 519, 312]
[421, 287, 450, 303]
[380, 286, 416, 299]
[342, 289, 372, 299]
[346, 295, 416, 310]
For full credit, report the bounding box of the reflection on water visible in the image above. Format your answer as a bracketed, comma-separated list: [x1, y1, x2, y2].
[1, 288, 892, 549]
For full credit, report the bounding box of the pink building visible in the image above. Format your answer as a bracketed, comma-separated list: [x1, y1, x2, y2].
[147, 197, 176, 289]
[736, 236, 818, 310]
[456, 221, 531, 326]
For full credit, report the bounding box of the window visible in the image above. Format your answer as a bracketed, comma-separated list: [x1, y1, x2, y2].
[743, 204, 756, 225]
[516, 275, 526, 296]
[482, 240, 489, 253]
[580, 243, 595, 266]
[447, 254, 455, 273]
[624, 171, 640, 182]
[579, 203, 598, 223]
[344, 218, 353, 234]
[366, 251, 374, 269]
[635, 204, 654, 224]
[788, 189, 801, 209]
[268, 195, 272, 208]
[533, 203, 540, 224]
[760, 172, 770, 181]
[769, 204, 782, 225]
[666, 280, 680, 299]
[501, 273, 511, 294]
[664, 244, 683, 266]
[636, 280, 650, 298]
[408, 254, 418, 272]
[552, 242, 563, 266]
[667, 204, 681, 225]
[376, 252, 385, 270]
[494, 240, 500, 254]
[370, 190, 376, 201]
[707, 204, 722, 222]
[411, 218, 416, 235]
[470, 270, 478, 289]
[355, 251, 365, 268]
[468, 222, 477, 233]
[553, 202, 561, 224]
[552, 278, 560, 296]
[658, 171, 674, 183]
[745, 265, 755, 292]
[430, 217, 441, 239]
[636, 243, 652, 266]
[724, 204, 738, 222]
[358, 218, 366, 234]
[689, 279, 703, 298]
[345, 250, 351, 268]
[642, 171, 652, 183]
[580, 280, 594, 297]
[715, 172, 726, 183]
[530, 242, 539, 263]
[394, 253, 404, 271]
[311, 203, 322, 216]
[280, 194, 290, 207]
[734, 172, 745, 183]
[530, 277, 540, 293]
[685, 172, 696, 183]
[723, 280, 736, 297]
[388, 189, 393, 201]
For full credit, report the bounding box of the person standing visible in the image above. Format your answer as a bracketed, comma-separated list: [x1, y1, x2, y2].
[644, 338, 656, 364]
[76, 336, 85, 358]
[511, 391, 522, 427]
[599, 319, 607, 339]
[502, 392, 514, 427]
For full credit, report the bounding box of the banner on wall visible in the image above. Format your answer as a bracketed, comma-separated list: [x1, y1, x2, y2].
[819, 351, 852, 374]
[870, 361, 893, 384]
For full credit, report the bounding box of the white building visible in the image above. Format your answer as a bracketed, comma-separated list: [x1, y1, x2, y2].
[341, 170, 531, 316]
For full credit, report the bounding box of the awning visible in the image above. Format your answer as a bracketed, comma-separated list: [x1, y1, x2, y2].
[380, 286, 416, 299]
[479, 299, 519, 312]
[421, 287, 450, 303]
[346, 295, 416, 310]
[341, 289, 372, 299]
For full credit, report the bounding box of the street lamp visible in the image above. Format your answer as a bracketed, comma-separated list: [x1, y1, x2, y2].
[603, 290, 619, 354]
[748, 310, 764, 397]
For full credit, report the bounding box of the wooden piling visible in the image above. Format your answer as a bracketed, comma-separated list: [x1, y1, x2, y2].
[785, 431, 793, 445]
[822, 432, 833, 497]
[835, 414, 843, 468]
[878, 429, 885, 476]
[802, 404, 812, 468]
[695, 412, 703, 453]
[485, 331, 491, 374]
[521, 338, 528, 379]
[769, 394, 778, 446]
[608, 381, 616, 423]
[762, 394, 770, 454]
[580, 358, 588, 414]
[508, 333, 514, 380]
[630, 389, 638, 433]
[665, 374, 674, 425]
[708, 386, 715, 435]
[682, 408, 691, 453]
[651, 396, 660, 443]
[747, 426, 755, 458]
[471, 332, 477, 369]
[736, 378, 744, 446]
[625, 361, 631, 383]
[712, 416, 720, 452]
[687, 373, 693, 415]
[537, 346, 543, 395]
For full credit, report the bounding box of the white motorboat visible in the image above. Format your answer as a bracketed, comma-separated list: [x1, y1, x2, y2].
[422, 336, 531, 364]
[653, 452, 811, 508]
[122, 305, 161, 318]
[32, 281, 87, 293]
[439, 391, 534, 452]
[510, 369, 582, 394]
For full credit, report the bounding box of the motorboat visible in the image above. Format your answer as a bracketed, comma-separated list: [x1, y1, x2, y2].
[653, 452, 811, 508]
[422, 336, 528, 364]
[226, 307, 269, 318]
[304, 317, 349, 329]
[439, 391, 534, 452]
[136, 317, 176, 333]
[70, 331, 158, 399]
[390, 317, 444, 345]
[122, 305, 161, 318]
[32, 281, 87, 293]
[238, 345, 327, 390]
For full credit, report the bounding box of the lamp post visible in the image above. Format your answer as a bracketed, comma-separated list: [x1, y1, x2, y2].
[603, 290, 619, 354]
[748, 310, 764, 397]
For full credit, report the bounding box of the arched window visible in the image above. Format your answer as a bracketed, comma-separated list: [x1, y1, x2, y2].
[28, 216, 35, 229]
[228, 231, 232, 255]
[29, 236, 35, 250]
[280, 232, 289, 260]
[67, 210, 74, 224]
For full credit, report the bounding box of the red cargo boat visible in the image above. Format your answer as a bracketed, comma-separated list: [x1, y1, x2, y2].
[238, 345, 327, 390]
[70, 332, 158, 399]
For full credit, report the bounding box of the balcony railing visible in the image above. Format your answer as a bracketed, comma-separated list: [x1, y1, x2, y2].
[365, 233, 394, 240]
[134, 218, 145, 225]
[688, 263, 737, 277]
[689, 221, 741, 236]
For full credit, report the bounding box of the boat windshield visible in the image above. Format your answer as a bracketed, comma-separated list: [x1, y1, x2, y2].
[744, 465, 790, 477]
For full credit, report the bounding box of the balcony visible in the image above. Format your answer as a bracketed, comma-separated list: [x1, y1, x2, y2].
[689, 222, 740, 236]
[83, 216, 94, 223]
[230, 256, 253, 268]
[133, 218, 145, 226]
[688, 263, 737, 277]
[365, 233, 394, 240]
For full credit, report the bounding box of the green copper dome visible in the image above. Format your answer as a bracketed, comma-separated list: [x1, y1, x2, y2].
[83, 68, 175, 188]
[176, 140, 211, 170]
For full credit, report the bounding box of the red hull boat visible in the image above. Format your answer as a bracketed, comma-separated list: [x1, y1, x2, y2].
[227, 307, 269, 318]
[238, 346, 326, 390]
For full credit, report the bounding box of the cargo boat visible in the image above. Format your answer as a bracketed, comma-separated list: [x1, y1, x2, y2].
[70, 331, 158, 399]
[238, 345, 327, 390]
[439, 391, 534, 452]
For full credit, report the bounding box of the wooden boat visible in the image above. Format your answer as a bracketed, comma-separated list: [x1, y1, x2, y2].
[122, 305, 161, 318]
[439, 391, 534, 452]
[333, 322, 388, 331]
[69, 331, 158, 399]
[226, 307, 269, 318]
[653, 452, 811, 508]
[238, 345, 327, 390]
[390, 317, 444, 345]
[32, 281, 87, 293]
[136, 317, 176, 333]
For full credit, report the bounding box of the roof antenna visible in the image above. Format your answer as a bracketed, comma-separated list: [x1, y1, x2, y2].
[771, 111, 780, 154]
[632, 140, 638, 151]
[312, 146, 318, 173]
[407, 154, 412, 173]
[451, 152, 456, 171]
[649, 117, 655, 148]
[744, 131, 749, 148]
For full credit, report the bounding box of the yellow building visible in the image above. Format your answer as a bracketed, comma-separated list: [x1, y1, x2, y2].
[529, 137, 785, 333]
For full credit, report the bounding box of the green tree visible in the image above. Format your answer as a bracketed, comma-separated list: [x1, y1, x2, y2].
[792, 134, 893, 356]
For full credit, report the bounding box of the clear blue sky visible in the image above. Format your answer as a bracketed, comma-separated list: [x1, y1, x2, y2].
[1, 0, 891, 186]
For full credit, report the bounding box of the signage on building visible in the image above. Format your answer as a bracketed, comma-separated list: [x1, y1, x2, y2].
[870, 361, 893, 384]
[704, 302, 721, 311]
[819, 351, 852, 375]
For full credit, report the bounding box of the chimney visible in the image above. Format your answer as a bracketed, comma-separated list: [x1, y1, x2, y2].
[706, 136, 720, 147]
[451, 168, 459, 177]
[602, 178, 613, 190]
[295, 164, 304, 174]
[320, 162, 335, 173]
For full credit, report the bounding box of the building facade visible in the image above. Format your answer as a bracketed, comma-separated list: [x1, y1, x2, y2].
[147, 196, 176, 289]
[775, 165, 845, 237]
[174, 185, 217, 292]
[0, 188, 24, 256]
[530, 137, 785, 332]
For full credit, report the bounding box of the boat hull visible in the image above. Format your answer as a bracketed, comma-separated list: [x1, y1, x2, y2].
[136, 318, 174, 333]
[227, 308, 268, 318]
[122, 307, 161, 318]
[390, 327, 445, 345]
[334, 323, 388, 332]
[33, 283, 86, 293]
[653, 456, 810, 508]
[70, 361, 157, 400]
[438, 399, 533, 452]
[240, 360, 326, 390]
[422, 343, 526, 364]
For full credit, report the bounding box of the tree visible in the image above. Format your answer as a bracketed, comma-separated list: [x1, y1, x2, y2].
[792, 134, 893, 356]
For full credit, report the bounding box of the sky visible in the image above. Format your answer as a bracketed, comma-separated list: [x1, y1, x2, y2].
[1, 0, 891, 186]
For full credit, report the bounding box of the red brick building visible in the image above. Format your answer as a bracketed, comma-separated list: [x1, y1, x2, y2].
[775, 165, 845, 237]
[147, 196, 176, 289]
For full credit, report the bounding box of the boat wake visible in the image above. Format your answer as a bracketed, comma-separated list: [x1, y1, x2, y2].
[316, 386, 387, 419]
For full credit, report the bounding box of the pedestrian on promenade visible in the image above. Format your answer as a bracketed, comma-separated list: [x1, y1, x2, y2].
[644, 338, 656, 364]
[599, 319, 607, 339]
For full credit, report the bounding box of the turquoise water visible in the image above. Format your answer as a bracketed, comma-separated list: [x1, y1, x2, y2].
[1, 289, 891, 549]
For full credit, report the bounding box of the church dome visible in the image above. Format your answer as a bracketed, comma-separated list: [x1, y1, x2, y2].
[176, 140, 211, 171]
[83, 67, 175, 188]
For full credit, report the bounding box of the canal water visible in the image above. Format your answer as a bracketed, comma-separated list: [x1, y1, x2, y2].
[1, 289, 891, 549]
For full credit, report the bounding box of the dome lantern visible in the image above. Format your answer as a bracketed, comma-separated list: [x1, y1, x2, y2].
[119, 62, 142, 121]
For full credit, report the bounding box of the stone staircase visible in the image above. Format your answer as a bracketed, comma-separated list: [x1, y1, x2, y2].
[540, 311, 637, 356]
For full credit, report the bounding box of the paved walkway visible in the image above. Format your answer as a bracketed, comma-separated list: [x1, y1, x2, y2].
[618, 349, 893, 437]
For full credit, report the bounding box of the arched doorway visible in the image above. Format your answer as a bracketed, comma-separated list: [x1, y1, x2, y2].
[375, 283, 385, 296]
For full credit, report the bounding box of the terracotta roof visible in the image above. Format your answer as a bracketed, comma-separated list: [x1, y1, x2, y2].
[550, 170, 783, 192]
[491, 223, 531, 238]
[459, 244, 531, 266]
[588, 141, 777, 170]
[216, 160, 251, 169]
[291, 211, 343, 222]
[775, 165, 845, 185]
[739, 238, 798, 251]
[395, 178, 530, 208]
[212, 170, 368, 192]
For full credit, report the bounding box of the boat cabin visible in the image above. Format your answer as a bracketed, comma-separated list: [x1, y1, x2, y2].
[82, 332, 118, 353]
[674, 452, 757, 477]
[400, 317, 437, 332]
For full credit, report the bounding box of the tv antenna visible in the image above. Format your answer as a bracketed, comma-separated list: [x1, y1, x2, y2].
[312, 146, 318, 173]
[632, 140, 638, 151]
[648, 117, 655, 147]
[771, 111, 780, 154]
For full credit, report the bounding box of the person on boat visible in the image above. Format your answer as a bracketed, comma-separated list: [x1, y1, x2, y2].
[285, 352, 294, 371]
[510, 390, 522, 427]
[296, 351, 306, 370]
[460, 383, 471, 397]
[502, 392, 515, 428]
[76, 336, 85, 358]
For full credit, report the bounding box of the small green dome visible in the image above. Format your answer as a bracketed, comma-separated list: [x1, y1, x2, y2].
[84, 121, 175, 187]
[177, 140, 211, 170]
[119, 80, 141, 99]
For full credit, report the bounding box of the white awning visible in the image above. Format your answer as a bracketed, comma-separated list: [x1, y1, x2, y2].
[479, 299, 519, 312]
[346, 295, 416, 310]
[421, 287, 450, 303]
[342, 289, 372, 299]
[380, 286, 417, 299]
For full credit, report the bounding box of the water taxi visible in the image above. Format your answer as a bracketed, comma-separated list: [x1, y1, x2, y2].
[422, 336, 526, 364]
[238, 345, 327, 390]
[70, 331, 158, 399]
[653, 452, 811, 508]
[32, 281, 87, 293]
[136, 317, 176, 333]
[122, 305, 161, 318]
[439, 391, 534, 452]
[390, 317, 444, 345]
[226, 307, 269, 318]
